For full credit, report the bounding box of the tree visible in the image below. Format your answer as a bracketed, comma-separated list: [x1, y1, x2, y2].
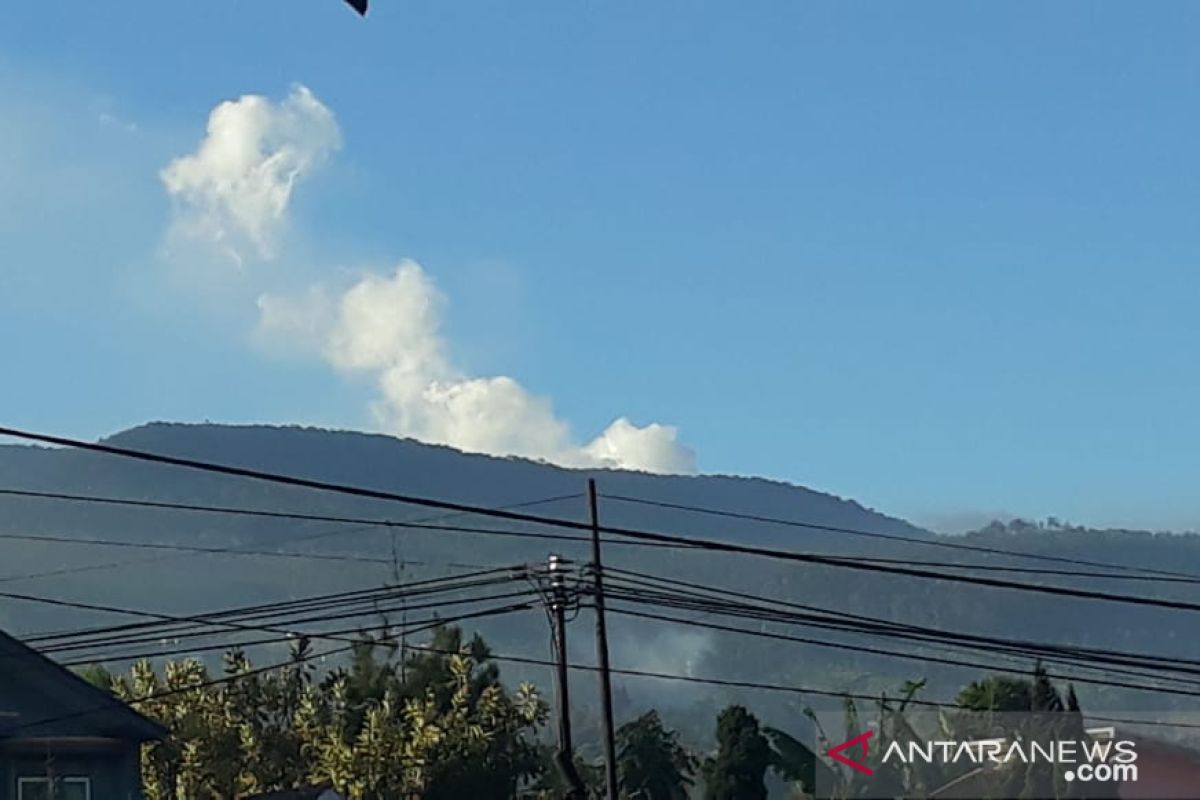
[1065, 684, 1081, 713]
[703, 706, 771, 800]
[114, 626, 548, 800]
[956, 675, 1035, 712]
[951, 668, 1115, 800]
[615, 711, 697, 799]
[816, 681, 933, 800]
[73, 663, 115, 692]
[396, 625, 499, 708]
[1031, 662, 1065, 712]
[529, 748, 604, 799]
[763, 727, 827, 799]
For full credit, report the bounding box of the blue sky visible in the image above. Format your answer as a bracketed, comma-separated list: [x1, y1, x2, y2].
[2, 1, 1200, 531]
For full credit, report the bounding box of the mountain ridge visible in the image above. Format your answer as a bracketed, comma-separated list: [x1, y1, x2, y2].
[2, 421, 927, 541]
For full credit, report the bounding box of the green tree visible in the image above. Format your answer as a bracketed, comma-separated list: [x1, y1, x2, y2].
[341, 632, 399, 729]
[819, 681, 933, 800]
[397, 625, 498, 707]
[1032, 662, 1065, 712]
[114, 626, 548, 800]
[529, 748, 604, 799]
[703, 706, 771, 800]
[763, 726, 828, 799]
[615, 710, 696, 799]
[950, 667, 1115, 800]
[73, 663, 115, 692]
[956, 675, 1035, 712]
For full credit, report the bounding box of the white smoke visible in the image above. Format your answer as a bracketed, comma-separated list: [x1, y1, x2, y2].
[256, 262, 697, 474]
[167, 86, 696, 474]
[160, 85, 339, 264]
[584, 418, 695, 476]
[615, 627, 715, 679]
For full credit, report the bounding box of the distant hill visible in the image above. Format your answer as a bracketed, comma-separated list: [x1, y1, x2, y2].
[3, 422, 1200, 728]
[0, 421, 930, 625]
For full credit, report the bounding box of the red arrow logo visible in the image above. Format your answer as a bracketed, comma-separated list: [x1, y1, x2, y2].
[827, 730, 874, 776]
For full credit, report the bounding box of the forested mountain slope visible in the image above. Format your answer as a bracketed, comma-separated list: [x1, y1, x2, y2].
[2, 423, 1196, 726]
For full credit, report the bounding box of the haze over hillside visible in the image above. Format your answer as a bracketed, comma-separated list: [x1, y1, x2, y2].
[3, 422, 1200, 730]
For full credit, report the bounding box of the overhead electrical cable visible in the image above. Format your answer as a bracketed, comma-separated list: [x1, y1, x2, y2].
[603, 492, 1197, 579]
[3, 426, 1200, 610]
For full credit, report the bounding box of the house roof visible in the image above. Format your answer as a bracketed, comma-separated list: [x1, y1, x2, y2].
[0, 628, 165, 743]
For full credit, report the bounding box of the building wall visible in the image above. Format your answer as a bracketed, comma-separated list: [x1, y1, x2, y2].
[0, 638, 159, 800]
[0, 744, 144, 800]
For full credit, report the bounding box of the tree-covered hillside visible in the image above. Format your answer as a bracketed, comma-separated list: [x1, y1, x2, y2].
[2, 422, 1198, 745]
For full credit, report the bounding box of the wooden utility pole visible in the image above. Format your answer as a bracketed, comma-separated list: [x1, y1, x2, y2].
[391, 532, 408, 683]
[588, 479, 619, 800]
[548, 553, 585, 798]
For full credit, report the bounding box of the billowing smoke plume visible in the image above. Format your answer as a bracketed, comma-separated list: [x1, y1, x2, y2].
[168, 86, 697, 474]
[161, 85, 339, 264]
[256, 262, 696, 474]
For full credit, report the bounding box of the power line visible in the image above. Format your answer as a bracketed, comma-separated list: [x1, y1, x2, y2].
[619, 569, 1200, 698]
[0, 487, 581, 525]
[0, 489, 588, 584]
[5, 425, 1191, 728]
[23, 570, 532, 646]
[22, 567, 548, 669]
[42, 583, 533, 657]
[603, 493, 1200, 580]
[407, 647, 1200, 733]
[598, 568, 1200, 676]
[3, 566, 530, 650]
[58, 591, 540, 666]
[605, 605, 1200, 701]
[24, 566, 544, 651]
[594, 527, 1200, 616]
[8, 488, 1173, 584]
[10, 603, 530, 734]
[0, 487, 600, 547]
[6, 426, 1200, 612]
[818, 556, 1200, 584]
[0, 426, 604, 531]
[18, 610, 1200, 736]
[597, 575, 1200, 689]
[0, 528, 393, 566]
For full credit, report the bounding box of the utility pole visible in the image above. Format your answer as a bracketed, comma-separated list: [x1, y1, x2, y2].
[588, 479, 619, 800]
[368, 533, 408, 682]
[548, 553, 585, 799]
[391, 531, 407, 683]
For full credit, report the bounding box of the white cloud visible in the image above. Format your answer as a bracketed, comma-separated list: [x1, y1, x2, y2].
[256, 261, 697, 474]
[161, 85, 339, 264]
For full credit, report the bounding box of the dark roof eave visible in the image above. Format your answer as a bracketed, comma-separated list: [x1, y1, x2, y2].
[0, 630, 166, 742]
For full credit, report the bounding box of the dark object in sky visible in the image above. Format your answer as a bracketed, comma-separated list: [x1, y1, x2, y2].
[343, 0, 367, 16]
